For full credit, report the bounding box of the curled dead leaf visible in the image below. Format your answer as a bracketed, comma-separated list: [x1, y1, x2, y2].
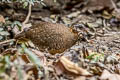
[0, 15, 5, 23]
[83, 0, 117, 12]
[21, 48, 46, 65]
[21, 54, 30, 63]
[54, 56, 92, 76]
[74, 76, 86, 80]
[100, 70, 120, 80]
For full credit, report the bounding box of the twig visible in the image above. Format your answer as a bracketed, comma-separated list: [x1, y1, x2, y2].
[22, 3, 32, 25]
[110, 0, 120, 12]
[0, 39, 15, 45]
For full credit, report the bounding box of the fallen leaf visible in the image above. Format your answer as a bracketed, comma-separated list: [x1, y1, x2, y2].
[67, 11, 81, 18]
[0, 15, 5, 23]
[85, 50, 104, 62]
[74, 76, 86, 80]
[12, 25, 21, 35]
[20, 48, 46, 65]
[54, 56, 91, 76]
[21, 54, 30, 63]
[83, 0, 117, 12]
[100, 70, 120, 80]
[102, 10, 112, 19]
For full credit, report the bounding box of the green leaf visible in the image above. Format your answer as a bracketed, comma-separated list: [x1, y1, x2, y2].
[11, 21, 22, 31]
[0, 31, 10, 36]
[5, 56, 11, 68]
[23, 2, 29, 8]
[0, 36, 3, 40]
[15, 63, 23, 80]
[21, 44, 44, 77]
[0, 28, 3, 31]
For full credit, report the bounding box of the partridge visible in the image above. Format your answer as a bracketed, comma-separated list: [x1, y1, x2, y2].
[15, 21, 78, 54]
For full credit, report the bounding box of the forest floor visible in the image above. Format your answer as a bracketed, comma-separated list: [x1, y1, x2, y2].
[0, 0, 120, 80]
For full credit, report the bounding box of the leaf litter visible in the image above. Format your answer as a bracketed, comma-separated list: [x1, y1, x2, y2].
[0, 0, 120, 80]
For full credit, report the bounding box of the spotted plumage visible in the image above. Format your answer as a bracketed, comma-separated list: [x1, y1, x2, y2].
[15, 22, 78, 54]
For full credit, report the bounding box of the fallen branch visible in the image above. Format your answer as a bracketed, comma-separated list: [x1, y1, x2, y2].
[0, 39, 16, 45]
[22, 3, 32, 25]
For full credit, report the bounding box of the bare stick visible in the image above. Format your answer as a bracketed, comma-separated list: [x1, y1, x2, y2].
[22, 3, 32, 25]
[0, 4, 31, 47]
[110, 0, 120, 12]
[0, 39, 15, 45]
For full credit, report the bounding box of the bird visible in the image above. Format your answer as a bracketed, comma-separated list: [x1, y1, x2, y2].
[15, 21, 79, 54]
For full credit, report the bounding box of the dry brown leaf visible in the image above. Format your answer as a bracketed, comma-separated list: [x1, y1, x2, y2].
[83, 0, 117, 12]
[24, 64, 39, 79]
[1, 48, 17, 55]
[21, 48, 46, 65]
[102, 10, 113, 19]
[74, 76, 86, 80]
[21, 54, 30, 63]
[13, 23, 32, 35]
[54, 56, 91, 76]
[12, 25, 21, 35]
[1, 48, 19, 62]
[0, 15, 5, 23]
[11, 58, 28, 80]
[100, 70, 120, 80]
